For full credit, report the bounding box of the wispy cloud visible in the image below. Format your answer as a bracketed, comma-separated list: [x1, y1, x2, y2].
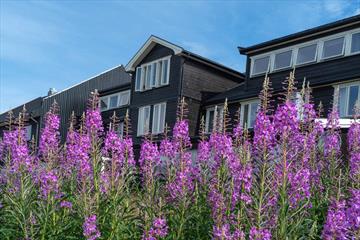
[181, 41, 212, 57]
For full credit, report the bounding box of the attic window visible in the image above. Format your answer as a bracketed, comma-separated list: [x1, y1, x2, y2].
[274, 50, 292, 70]
[296, 44, 317, 65]
[321, 37, 344, 59]
[351, 32, 360, 54]
[252, 56, 270, 75]
[135, 56, 170, 92]
[99, 90, 130, 112]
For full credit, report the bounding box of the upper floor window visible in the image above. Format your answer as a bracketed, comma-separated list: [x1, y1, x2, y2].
[296, 44, 317, 65]
[135, 56, 170, 92]
[137, 105, 151, 136]
[252, 56, 270, 75]
[337, 82, 360, 118]
[100, 90, 130, 112]
[25, 125, 32, 141]
[205, 106, 224, 133]
[250, 28, 360, 77]
[351, 32, 360, 54]
[240, 99, 260, 129]
[321, 37, 344, 59]
[152, 102, 166, 134]
[274, 50, 292, 70]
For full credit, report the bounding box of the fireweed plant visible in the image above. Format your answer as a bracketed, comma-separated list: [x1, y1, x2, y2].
[0, 73, 360, 239]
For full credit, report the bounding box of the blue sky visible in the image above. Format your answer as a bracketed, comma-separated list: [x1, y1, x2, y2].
[1, 0, 359, 113]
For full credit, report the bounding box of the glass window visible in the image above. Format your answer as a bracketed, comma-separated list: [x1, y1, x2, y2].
[351, 32, 360, 53]
[109, 95, 118, 109]
[145, 65, 152, 90]
[322, 37, 344, 59]
[119, 91, 130, 106]
[24, 125, 32, 141]
[115, 122, 124, 138]
[135, 67, 142, 91]
[252, 56, 270, 75]
[161, 59, 169, 85]
[100, 97, 109, 111]
[137, 106, 150, 136]
[241, 100, 260, 128]
[151, 62, 157, 87]
[274, 50, 292, 70]
[152, 103, 166, 134]
[205, 106, 224, 133]
[337, 83, 360, 117]
[296, 44, 317, 65]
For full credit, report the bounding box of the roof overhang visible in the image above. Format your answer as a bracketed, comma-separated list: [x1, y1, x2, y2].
[125, 36, 183, 72]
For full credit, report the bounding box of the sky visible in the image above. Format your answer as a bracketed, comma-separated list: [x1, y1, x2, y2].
[1, 0, 360, 113]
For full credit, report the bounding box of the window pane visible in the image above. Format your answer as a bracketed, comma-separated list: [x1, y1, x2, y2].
[119, 91, 130, 106]
[144, 107, 150, 134]
[159, 103, 166, 133]
[322, 37, 344, 59]
[152, 104, 160, 133]
[109, 95, 118, 108]
[296, 44, 317, 64]
[100, 97, 108, 111]
[243, 104, 249, 127]
[249, 102, 258, 128]
[161, 59, 169, 85]
[252, 56, 270, 74]
[207, 110, 214, 133]
[145, 65, 152, 89]
[151, 63, 157, 87]
[338, 87, 347, 117]
[25, 125, 32, 141]
[135, 67, 141, 91]
[115, 122, 124, 138]
[351, 33, 360, 53]
[274, 50, 292, 70]
[348, 85, 359, 116]
[157, 61, 162, 86]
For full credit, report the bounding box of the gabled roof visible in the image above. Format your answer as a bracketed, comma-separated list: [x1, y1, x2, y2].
[0, 97, 44, 123]
[239, 14, 360, 55]
[125, 35, 244, 80]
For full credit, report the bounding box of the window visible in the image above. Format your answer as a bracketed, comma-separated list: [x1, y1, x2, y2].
[274, 50, 292, 70]
[152, 102, 166, 134]
[115, 122, 124, 138]
[351, 32, 360, 54]
[291, 92, 305, 119]
[240, 100, 260, 128]
[100, 90, 130, 112]
[119, 90, 130, 106]
[24, 125, 32, 141]
[100, 97, 109, 111]
[252, 56, 270, 75]
[296, 44, 317, 65]
[135, 56, 170, 92]
[337, 82, 360, 118]
[137, 106, 151, 136]
[205, 106, 224, 133]
[322, 37, 345, 59]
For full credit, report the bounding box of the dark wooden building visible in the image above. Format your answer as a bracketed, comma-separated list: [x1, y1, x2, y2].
[122, 36, 244, 149]
[203, 14, 360, 131]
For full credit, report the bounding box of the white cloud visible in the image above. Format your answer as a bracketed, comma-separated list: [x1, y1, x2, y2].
[323, 0, 351, 16]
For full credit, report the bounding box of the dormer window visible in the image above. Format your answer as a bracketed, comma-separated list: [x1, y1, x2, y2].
[321, 37, 345, 59]
[274, 50, 292, 70]
[135, 56, 170, 92]
[351, 32, 360, 54]
[296, 44, 317, 65]
[252, 56, 270, 75]
[100, 90, 130, 112]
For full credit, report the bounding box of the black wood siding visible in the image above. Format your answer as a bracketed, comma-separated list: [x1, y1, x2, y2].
[42, 66, 131, 141]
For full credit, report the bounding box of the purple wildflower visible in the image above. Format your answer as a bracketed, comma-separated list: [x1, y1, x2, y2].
[83, 215, 101, 240]
[39, 170, 59, 199]
[38, 109, 60, 163]
[143, 217, 168, 240]
[347, 189, 360, 236]
[249, 227, 272, 240]
[60, 200, 73, 209]
[322, 199, 348, 240]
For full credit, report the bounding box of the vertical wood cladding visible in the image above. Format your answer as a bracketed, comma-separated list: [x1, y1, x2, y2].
[129, 44, 181, 144]
[42, 66, 131, 142]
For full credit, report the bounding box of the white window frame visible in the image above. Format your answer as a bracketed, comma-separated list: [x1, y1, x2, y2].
[99, 90, 131, 112]
[249, 27, 360, 77]
[273, 49, 293, 71]
[320, 36, 345, 60]
[134, 56, 171, 92]
[350, 31, 360, 55]
[239, 99, 260, 129]
[205, 105, 224, 133]
[251, 55, 270, 76]
[152, 102, 167, 134]
[137, 105, 151, 136]
[294, 43, 318, 66]
[334, 81, 360, 118]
